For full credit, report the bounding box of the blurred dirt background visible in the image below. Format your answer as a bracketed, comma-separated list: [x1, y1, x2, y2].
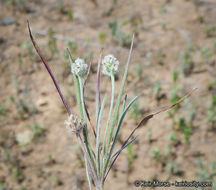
[0, 0, 216, 189]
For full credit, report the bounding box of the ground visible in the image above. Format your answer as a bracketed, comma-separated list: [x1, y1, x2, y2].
[0, 0, 216, 190]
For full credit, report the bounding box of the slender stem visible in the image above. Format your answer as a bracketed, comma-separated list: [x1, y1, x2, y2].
[84, 156, 92, 190]
[101, 74, 115, 182]
[102, 74, 115, 152]
[95, 52, 102, 180]
[78, 75, 97, 176]
[96, 52, 102, 130]
[76, 133, 98, 187]
[96, 96, 106, 178]
[105, 74, 115, 147]
[78, 76, 87, 122]
[73, 74, 84, 118]
[96, 184, 104, 190]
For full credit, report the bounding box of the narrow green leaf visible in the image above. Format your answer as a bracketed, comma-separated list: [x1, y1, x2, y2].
[112, 136, 138, 159]
[106, 34, 135, 149]
[84, 156, 93, 190]
[104, 74, 115, 152]
[104, 96, 138, 173]
[104, 136, 138, 182]
[118, 94, 127, 124]
[96, 95, 107, 177]
[111, 96, 138, 152]
[72, 74, 84, 117]
[96, 52, 102, 129]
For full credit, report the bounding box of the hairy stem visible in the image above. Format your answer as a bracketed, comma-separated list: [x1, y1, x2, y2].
[101, 74, 115, 180]
[76, 133, 98, 187]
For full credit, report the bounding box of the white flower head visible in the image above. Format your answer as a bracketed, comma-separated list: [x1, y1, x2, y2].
[102, 54, 119, 76]
[64, 114, 83, 134]
[71, 58, 88, 77]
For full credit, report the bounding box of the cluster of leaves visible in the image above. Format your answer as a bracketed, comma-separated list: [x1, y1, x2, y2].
[179, 47, 194, 77]
[47, 28, 58, 57]
[126, 144, 137, 169]
[57, 0, 73, 20]
[1, 146, 25, 184]
[129, 99, 142, 122]
[9, 73, 37, 119]
[206, 94, 216, 130]
[4, 0, 25, 11]
[109, 20, 131, 48]
[205, 25, 216, 38]
[195, 159, 216, 189]
[0, 104, 6, 118]
[21, 40, 35, 61]
[16, 123, 45, 146]
[201, 47, 213, 65]
[9, 73, 36, 120]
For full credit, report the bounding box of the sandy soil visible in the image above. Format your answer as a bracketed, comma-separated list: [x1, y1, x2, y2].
[0, 0, 216, 189]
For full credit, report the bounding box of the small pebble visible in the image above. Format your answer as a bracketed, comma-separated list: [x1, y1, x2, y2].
[1, 17, 15, 25]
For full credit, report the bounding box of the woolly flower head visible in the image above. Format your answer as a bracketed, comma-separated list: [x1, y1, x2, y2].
[71, 58, 88, 77]
[64, 114, 83, 134]
[102, 54, 119, 76]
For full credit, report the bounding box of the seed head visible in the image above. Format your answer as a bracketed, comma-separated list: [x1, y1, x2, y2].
[64, 114, 84, 134]
[71, 58, 88, 77]
[102, 54, 119, 76]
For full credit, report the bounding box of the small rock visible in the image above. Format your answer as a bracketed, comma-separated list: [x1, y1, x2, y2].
[1, 17, 15, 26]
[16, 130, 34, 146]
[36, 98, 49, 107]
